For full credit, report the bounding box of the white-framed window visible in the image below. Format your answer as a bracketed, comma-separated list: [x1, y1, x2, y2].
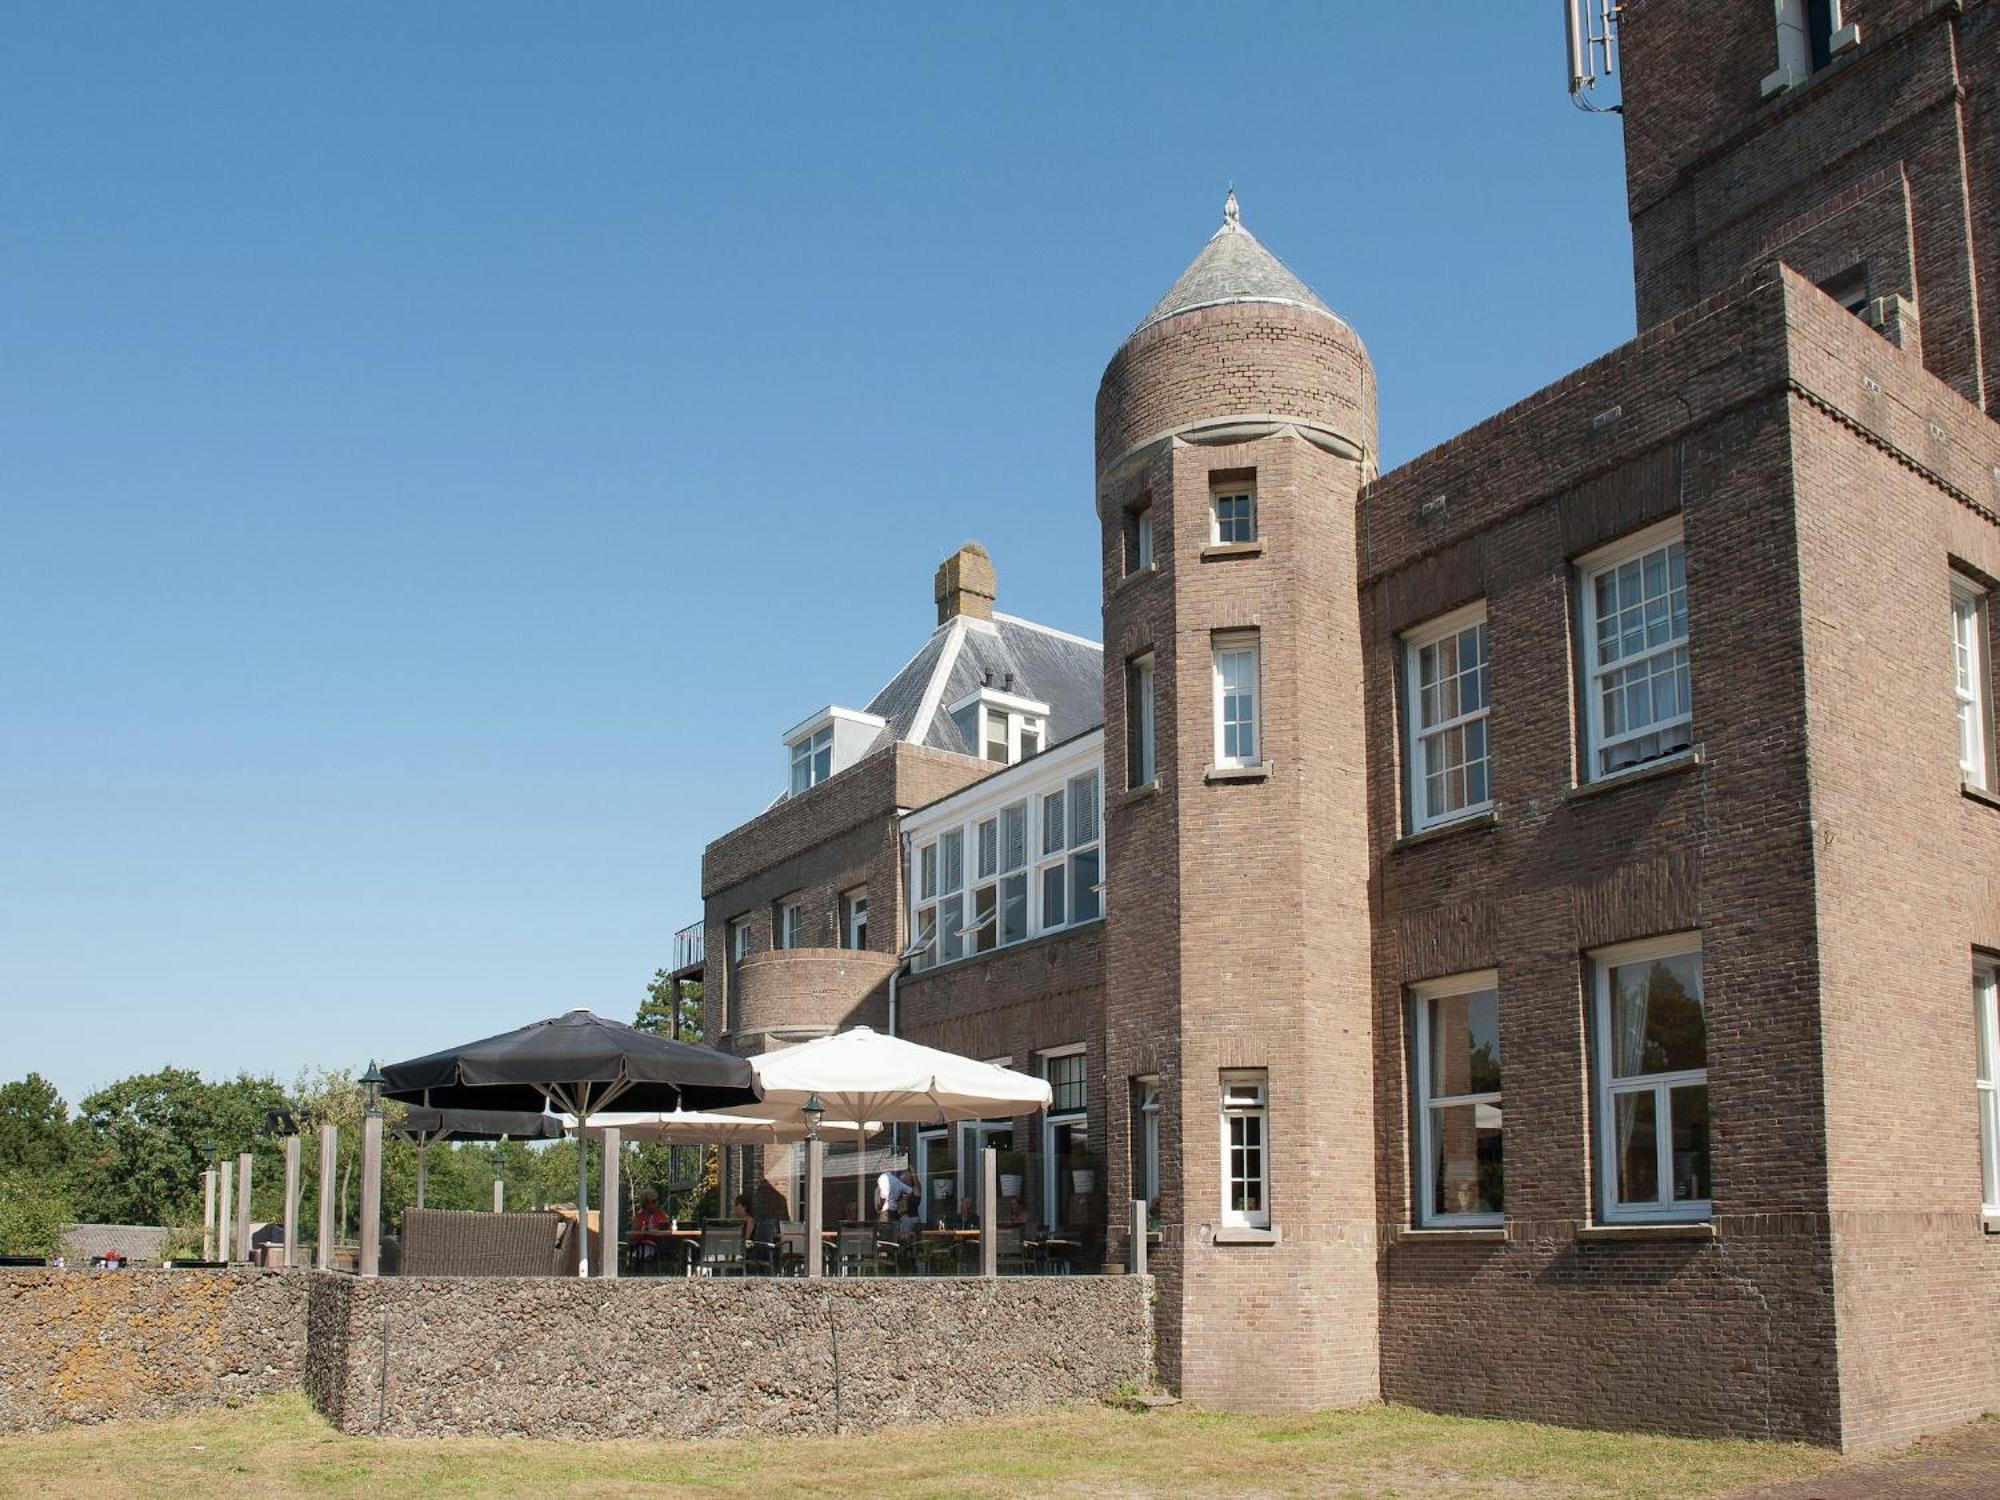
[1134, 1076, 1161, 1212]
[1591, 934, 1710, 1223]
[1213, 633, 1261, 769]
[1578, 518, 1692, 782]
[788, 724, 833, 797]
[842, 887, 869, 951]
[1211, 477, 1257, 545]
[906, 740, 1104, 972]
[775, 898, 804, 951]
[1126, 653, 1156, 789]
[1403, 603, 1491, 830]
[1125, 501, 1154, 575]
[1219, 1070, 1269, 1229]
[1042, 1046, 1088, 1231]
[724, 915, 752, 1032]
[1977, 960, 1999, 1216]
[1952, 573, 1991, 791]
[1409, 971, 1503, 1227]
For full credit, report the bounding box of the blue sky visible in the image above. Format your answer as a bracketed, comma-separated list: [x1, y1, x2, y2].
[1, 4, 1632, 1106]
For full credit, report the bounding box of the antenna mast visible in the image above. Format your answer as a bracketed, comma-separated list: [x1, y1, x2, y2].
[1564, 0, 1622, 114]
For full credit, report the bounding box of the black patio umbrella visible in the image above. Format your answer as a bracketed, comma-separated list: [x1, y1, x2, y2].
[392, 1106, 565, 1210]
[380, 1008, 761, 1272]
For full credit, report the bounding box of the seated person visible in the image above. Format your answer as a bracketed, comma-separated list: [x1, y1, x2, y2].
[629, 1189, 671, 1267]
[956, 1195, 981, 1230]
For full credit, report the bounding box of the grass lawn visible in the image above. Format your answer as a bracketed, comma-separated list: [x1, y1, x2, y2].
[0, 1394, 1839, 1499]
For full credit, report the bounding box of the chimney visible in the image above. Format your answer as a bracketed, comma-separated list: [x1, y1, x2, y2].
[934, 542, 997, 625]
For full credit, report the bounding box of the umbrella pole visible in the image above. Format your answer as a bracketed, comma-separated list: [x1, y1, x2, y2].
[857, 1124, 867, 1224]
[416, 1139, 428, 1210]
[577, 1102, 591, 1278]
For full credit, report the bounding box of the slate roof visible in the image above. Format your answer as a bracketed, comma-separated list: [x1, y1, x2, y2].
[61, 1223, 172, 1263]
[1131, 190, 1344, 339]
[862, 611, 1103, 755]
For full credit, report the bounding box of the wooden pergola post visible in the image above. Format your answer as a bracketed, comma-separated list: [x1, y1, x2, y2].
[1130, 1199, 1147, 1277]
[316, 1123, 337, 1270]
[981, 1147, 997, 1278]
[805, 1137, 824, 1279]
[201, 1168, 217, 1262]
[600, 1127, 621, 1279]
[282, 1136, 301, 1268]
[234, 1153, 254, 1268]
[218, 1156, 235, 1263]
[359, 1113, 383, 1278]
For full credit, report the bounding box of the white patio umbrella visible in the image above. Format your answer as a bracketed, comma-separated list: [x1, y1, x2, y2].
[718, 1027, 1054, 1221]
[561, 1109, 879, 1146]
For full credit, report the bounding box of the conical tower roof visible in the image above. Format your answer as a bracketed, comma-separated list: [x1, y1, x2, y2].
[1129, 190, 1342, 338]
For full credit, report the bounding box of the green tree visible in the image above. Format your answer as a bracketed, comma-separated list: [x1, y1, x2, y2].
[0, 1073, 75, 1177]
[635, 970, 703, 1041]
[70, 1068, 291, 1227]
[0, 1169, 71, 1257]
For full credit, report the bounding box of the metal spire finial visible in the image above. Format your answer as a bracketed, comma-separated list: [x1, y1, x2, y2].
[1222, 186, 1240, 230]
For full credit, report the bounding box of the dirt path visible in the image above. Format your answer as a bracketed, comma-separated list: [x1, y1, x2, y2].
[1727, 1418, 2000, 1499]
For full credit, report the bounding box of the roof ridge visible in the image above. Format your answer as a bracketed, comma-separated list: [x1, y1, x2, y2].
[907, 618, 967, 746]
[993, 611, 1103, 651]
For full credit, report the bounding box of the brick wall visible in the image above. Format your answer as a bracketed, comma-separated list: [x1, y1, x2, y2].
[1099, 298, 1380, 1408]
[1618, 0, 1992, 412]
[1783, 273, 2000, 1450]
[1362, 266, 1843, 1442]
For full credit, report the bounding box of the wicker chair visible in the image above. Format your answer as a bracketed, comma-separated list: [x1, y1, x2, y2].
[399, 1208, 569, 1276]
[995, 1225, 1028, 1275]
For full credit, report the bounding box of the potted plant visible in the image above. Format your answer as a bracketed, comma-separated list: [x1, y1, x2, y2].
[997, 1148, 1026, 1198]
[1068, 1145, 1101, 1195]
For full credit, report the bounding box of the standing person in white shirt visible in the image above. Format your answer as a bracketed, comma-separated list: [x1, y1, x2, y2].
[875, 1166, 902, 1221]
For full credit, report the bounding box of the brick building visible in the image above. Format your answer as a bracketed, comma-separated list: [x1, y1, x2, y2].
[686, 0, 2000, 1450]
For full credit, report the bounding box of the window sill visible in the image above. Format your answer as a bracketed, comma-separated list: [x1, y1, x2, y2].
[1575, 1222, 1714, 1243]
[1118, 780, 1160, 806]
[1393, 1226, 1506, 1244]
[1205, 762, 1273, 784]
[1982, 1212, 2000, 1236]
[1393, 808, 1498, 851]
[1213, 1226, 1280, 1245]
[1114, 562, 1159, 593]
[1567, 746, 1703, 801]
[1964, 782, 2000, 812]
[1200, 541, 1263, 561]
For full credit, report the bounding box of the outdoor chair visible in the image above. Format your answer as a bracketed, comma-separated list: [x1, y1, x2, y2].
[995, 1225, 1028, 1275]
[835, 1221, 892, 1277]
[776, 1221, 809, 1277]
[400, 1208, 568, 1277]
[695, 1221, 747, 1277]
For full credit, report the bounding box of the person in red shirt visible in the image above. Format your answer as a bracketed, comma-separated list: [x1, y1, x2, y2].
[629, 1189, 671, 1272]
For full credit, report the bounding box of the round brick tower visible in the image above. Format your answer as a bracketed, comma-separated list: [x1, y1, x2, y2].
[1096, 193, 1380, 1408]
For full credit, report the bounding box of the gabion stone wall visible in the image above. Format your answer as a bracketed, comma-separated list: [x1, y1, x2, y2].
[306, 1272, 1154, 1439]
[0, 1268, 306, 1432]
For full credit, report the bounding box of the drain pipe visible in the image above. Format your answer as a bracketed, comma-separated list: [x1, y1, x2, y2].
[887, 939, 927, 1038]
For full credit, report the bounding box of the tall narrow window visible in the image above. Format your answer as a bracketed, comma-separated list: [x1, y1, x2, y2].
[1038, 786, 1068, 929]
[1952, 573, 1991, 791]
[912, 841, 939, 971]
[1126, 653, 1156, 789]
[1042, 1048, 1088, 1231]
[1067, 771, 1102, 924]
[1978, 961, 1999, 1216]
[1133, 1076, 1161, 1213]
[789, 724, 833, 797]
[1404, 604, 1491, 830]
[1124, 500, 1154, 575]
[1410, 972, 1503, 1226]
[937, 828, 965, 964]
[841, 887, 868, 951]
[999, 801, 1029, 945]
[1592, 935, 1709, 1223]
[725, 916, 751, 1032]
[1219, 1071, 1269, 1229]
[1579, 519, 1692, 781]
[776, 898, 804, 951]
[1211, 474, 1257, 545]
[1213, 633, 1260, 769]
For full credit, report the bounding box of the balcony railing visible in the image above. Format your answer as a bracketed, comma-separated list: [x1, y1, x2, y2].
[671, 921, 705, 977]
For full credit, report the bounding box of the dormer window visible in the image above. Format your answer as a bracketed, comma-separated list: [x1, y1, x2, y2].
[789, 725, 833, 796]
[949, 685, 1052, 768]
[782, 706, 887, 799]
